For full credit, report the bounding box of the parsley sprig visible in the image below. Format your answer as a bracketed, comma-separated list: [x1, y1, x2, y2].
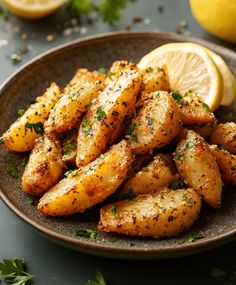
[25, 122, 44, 135]
[85, 270, 106, 285]
[0, 258, 34, 285]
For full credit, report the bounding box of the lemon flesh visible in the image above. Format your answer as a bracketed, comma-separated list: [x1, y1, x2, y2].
[2, 0, 68, 19]
[190, 0, 236, 44]
[138, 42, 223, 111]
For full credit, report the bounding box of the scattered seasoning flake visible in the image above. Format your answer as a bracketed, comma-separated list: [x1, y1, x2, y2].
[25, 122, 44, 135]
[132, 16, 142, 23]
[144, 18, 151, 25]
[20, 33, 28, 40]
[17, 109, 25, 116]
[63, 28, 73, 36]
[111, 203, 119, 218]
[85, 270, 106, 285]
[95, 107, 106, 121]
[46, 34, 56, 42]
[202, 102, 211, 112]
[120, 189, 136, 200]
[169, 180, 185, 190]
[179, 232, 204, 244]
[27, 197, 34, 205]
[157, 5, 164, 12]
[210, 268, 227, 278]
[73, 229, 97, 239]
[179, 20, 188, 28]
[6, 162, 19, 178]
[107, 236, 118, 243]
[171, 91, 183, 104]
[80, 27, 88, 34]
[10, 53, 22, 64]
[62, 141, 76, 155]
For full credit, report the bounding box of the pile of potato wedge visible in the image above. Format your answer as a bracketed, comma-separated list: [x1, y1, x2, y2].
[1, 60, 236, 238]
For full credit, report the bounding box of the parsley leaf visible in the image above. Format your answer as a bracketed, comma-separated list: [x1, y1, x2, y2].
[120, 189, 136, 200]
[6, 162, 19, 178]
[107, 236, 118, 243]
[171, 91, 183, 104]
[68, 0, 93, 15]
[17, 109, 25, 117]
[179, 232, 204, 244]
[85, 270, 106, 285]
[62, 141, 76, 155]
[169, 180, 185, 190]
[125, 123, 138, 142]
[202, 102, 211, 112]
[25, 122, 44, 135]
[73, 229, 97, 239]
[27, 197, 34, 205]
[111, 203, 119, 218]
[82, 119, 92, 136]
[95, 107, 106, 121]
[0, 258, 34, 285]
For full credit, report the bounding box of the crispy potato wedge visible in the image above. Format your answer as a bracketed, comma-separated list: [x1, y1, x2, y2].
[0, 83, 61, 152]
[129, 91, 182, 154]
[174, 130, 223, 208]
[119, 154, 179, 197]
[45, 81, 104, 135]
[38, 140, 132, 216]
[99, 187, 201, 237]
[209, 122, 236, 154]
[76, 69, 142, 167]
[61, 130, 77, 165]
[209, 144, 236, 186]
[22, 135, 64, 196]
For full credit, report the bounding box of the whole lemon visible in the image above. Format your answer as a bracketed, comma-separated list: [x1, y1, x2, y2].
[189, 0, 236, 44]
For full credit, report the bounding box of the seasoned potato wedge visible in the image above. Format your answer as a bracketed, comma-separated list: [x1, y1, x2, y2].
[209, 122, 236, 154]
[76, 69, 142, 167]
[45, 81, 103, 135]
[119, 154, 179, 197]
[129, 91, 182, 154]
[99, 187, 201, 237]
[174, 130, 223, 208]
[61, 130, 77, 165]
[22, 135, 64, 196]
[209, 145, 236, 186]
[1, 83, 61, 152]
[38, 140, 132, 216]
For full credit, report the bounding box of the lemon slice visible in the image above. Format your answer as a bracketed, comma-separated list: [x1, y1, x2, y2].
[205, 49, 236, 105]
[138, 43, 223, 111]
[2, 0, 68, 19]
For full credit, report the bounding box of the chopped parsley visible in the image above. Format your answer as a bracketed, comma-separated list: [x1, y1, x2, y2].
[97, 67, 109, 75]
[210, 268, 227, 278]
[174, 142, 194, 160]
[107, 236, 118, 243]
[111, 203, 119, 218]
[82, 119, 92, 136]
[17, 109, 25, 116]
[10, 53, 22, 64]
[147, 116, 153, 126]
[62, 141, 76, 155]
[0, 258, 34, 285]
[84, 102, 92, 110]
[160, 154, 168, 163]
[171, 91, 183, 104]
[179, 232, 204, 244]
[73, 229, 97, 239]
[125, 123, 138, 142]
[25, 122, 44, 135]
[27, 197, 34, 205]
[169, 180, 185, 190]
[120, 189, 136, 200]
[64, 168, 81, 178]
[95, 107, 107, 121]
[6, 162, 19, 178]
[202, 102, 211, 112]
[85, 270, 106, 285]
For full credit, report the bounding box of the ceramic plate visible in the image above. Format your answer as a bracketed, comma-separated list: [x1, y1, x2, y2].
[0, 31, 236, 260]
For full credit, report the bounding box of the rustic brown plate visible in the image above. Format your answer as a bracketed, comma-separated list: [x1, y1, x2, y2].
[0, 31, 236, 260]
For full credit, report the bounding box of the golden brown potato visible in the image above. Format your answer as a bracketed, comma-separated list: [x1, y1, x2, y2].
[119, 154, 179, 197]
[1, 83, 61, 152]
[38, 140, 132, 216]
[61, 130, 78, 165]
[209, 122, 236, 154]
[209, 144, 236, 186]
[63, 68, 106, 93]
[76, 69, 142, 168]
[99, 187, 201, 237]
[129, 91, 182, 154]
[174, 130, 223, 208]
[22, 135, 65, 196]
[45, 81, 104, 135]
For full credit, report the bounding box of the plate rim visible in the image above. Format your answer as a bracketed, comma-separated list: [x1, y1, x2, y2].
[1, 30, 236, 259]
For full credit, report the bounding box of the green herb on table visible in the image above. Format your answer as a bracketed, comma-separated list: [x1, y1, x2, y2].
[25, 122, 44, 135]
[73, 229, 97, 239]
[179, 232, 204, 244]
[68, 0, 93, 15]
[120, 188, 136, 200]
[85, 270, 106, 285]
[210, 267, 227, 278]
[111, 203, 119, 218]
[6, 162, 19, 178]
[17, 109, 25, 117]
[107, 236, 118, 243]
[171, 91, 183, 104]
[179, 20, 188, 28]
[27, 197, 34, 205]
[0, 258, 34, 285]
[95, 107, 106, 121]
[0, 5, 9, 20]
[62, 141, 76, 155]
[10, 53, 22, 64]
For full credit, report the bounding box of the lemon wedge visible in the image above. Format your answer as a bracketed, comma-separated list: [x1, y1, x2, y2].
[2, 0, 68, 19]
[205, 49, 236, 105]
[138, 42, 223, 111]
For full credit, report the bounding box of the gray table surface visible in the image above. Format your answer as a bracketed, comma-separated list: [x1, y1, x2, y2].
[0, 0, 236, 284]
